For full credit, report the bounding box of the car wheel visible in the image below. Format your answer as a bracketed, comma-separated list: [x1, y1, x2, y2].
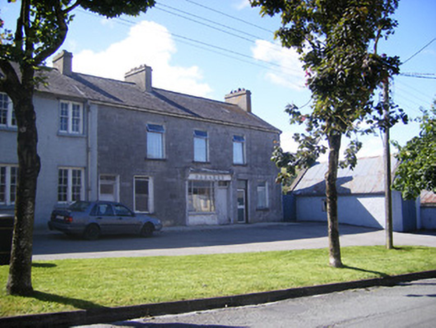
[83, 224, 100, 240]
[140, 222, 154, 237]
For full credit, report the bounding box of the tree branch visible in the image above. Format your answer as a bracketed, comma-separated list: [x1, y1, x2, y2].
[34, 2, 69, 65]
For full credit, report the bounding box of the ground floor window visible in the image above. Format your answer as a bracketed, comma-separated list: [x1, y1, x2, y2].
[257, 180, 268, 209]
[188, 180, 215, 212]
[58, 167, 84, 203]
[99, 174, 119, 202]
[0, 164, 18, 205]
[134, 176, 153, 213]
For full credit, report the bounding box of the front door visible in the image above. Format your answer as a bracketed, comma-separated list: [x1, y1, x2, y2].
[237, 189, 247, 223]
[216, 183, 229, 224]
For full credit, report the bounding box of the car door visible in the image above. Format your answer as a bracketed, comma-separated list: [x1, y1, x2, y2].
[113, 204, 141, 234]
[92, 203, 118, 234]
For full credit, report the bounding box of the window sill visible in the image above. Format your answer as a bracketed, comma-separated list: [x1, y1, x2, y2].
[0, 126, 18, 132]
[57, 132, 86, 138]
[192, 161, 211, 164]
[256, 207, 270, 211]
[145, 157, 167, 161]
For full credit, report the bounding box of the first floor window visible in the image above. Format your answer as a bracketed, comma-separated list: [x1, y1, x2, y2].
[193, 130, 208, 162]
[59, 101, 83, 134]
[0, 165, 18, 205]
[233, 135, 245, 164]
[134, 176, 153, 213]
[58, 168, 84, 203]
[146, 124, 165, 159]
[257, 181, 268, 209]
[188, 180, 215, 213]
[0, 92, 16, 128]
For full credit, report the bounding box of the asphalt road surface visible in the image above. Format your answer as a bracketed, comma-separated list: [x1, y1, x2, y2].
[33, 222, 436, 260]
[79, 278, 436, 328]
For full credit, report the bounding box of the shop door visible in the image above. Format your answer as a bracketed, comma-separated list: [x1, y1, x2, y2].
[237, 189, 247, 223]
[216, 182, 229, 224]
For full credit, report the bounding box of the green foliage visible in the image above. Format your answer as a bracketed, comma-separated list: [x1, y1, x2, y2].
[0, 0, 155, 69]
[393, 104, 436, 200]
[0, 0, 155, 296]
[1, 246, 435, 317]
[251, 0, 406, 180]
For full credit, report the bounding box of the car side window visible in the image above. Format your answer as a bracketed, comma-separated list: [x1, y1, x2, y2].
[94, 204, 114, 216]
[114, 204, 133, 217]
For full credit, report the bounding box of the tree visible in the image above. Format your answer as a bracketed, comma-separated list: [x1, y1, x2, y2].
[393, 103, 436, 200]
[0, 0, 155, 296]
[250, 0, 405, 267]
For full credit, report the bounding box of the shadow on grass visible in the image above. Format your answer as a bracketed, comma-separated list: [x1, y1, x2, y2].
[342, 265, 389, 278]
[25, 290, 104, 310]
[32, 262, 57, 268]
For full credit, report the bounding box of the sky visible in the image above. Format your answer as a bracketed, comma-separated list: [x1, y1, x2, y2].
[1, 0, 435, 162]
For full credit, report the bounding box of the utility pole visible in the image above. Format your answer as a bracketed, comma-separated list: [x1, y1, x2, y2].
[383, 78, 394, 249]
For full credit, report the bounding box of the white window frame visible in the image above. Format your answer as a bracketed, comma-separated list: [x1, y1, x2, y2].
[0, 164, 18, 205]
[146, 124, 165, 159]
[98, 174, 119, 202]
[0, 92, 16, 128]
[193, 130, 209, 162]
[57, 167, 85, 203]
[59, 101, 84, 134]
[256, 180, 269, 209]
[233, 135, 246, 165]
[134, 176, 154, 213]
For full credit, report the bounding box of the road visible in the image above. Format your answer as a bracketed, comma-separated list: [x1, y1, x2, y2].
[33, 222, 436, 260]
[81, 278, 436, 328]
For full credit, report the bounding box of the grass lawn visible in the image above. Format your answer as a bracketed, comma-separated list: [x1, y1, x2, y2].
[1, 246, 436, 317]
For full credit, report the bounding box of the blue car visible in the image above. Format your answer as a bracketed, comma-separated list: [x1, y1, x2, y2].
[48, 201, 162, 240]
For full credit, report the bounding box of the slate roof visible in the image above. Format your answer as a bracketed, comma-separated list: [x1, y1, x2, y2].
[421, 190, 436, 206]
[293, 156, 399, 196]
[35, 66, 280, 133]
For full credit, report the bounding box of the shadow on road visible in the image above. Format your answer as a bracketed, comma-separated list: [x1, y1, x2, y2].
[32, 222, 379, 257]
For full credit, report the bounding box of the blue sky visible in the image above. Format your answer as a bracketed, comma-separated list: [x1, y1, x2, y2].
[2, 0, 435, 160]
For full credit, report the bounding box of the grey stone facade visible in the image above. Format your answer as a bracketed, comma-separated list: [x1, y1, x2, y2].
[1, 51, 282, 229]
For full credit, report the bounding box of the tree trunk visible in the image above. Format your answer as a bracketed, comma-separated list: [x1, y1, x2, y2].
[6, 77, 41, 295]
[325, 133, 343, 268]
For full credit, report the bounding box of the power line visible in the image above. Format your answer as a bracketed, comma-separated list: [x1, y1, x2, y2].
[81, 10, 302, 76]
[156, 3, 261, 42]
[183, 0, 275, 34]
[154, 2, 288, 58]
[402, 37, 436, 65]
[400, 72, 436, 79]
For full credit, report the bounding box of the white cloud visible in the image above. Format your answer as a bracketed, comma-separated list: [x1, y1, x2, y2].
[252, 40, 306, 91]
[233, 0, 250, 10]
[72, 20, 212, 97]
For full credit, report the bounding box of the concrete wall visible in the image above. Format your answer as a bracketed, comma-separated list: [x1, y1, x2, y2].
[97, 105, 282, 227]
[34, 95, 90, 229]
[0, 93, 95, 230]
[295, 193, 414, 231]
[421, 206, 436, 230]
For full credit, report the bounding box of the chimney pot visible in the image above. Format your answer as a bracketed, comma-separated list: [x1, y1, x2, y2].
[225, 88, 252, 113]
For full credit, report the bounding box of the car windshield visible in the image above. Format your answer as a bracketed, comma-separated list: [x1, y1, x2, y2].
[68, 201, 91, 212]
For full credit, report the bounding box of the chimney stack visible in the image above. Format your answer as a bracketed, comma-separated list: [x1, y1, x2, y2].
[225, 88, 252, 113]
[125, 65, 152, 92]
[52, 50, 73, 76]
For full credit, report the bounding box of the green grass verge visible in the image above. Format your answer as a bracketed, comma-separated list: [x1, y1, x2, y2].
[1, 246, 436, 317]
